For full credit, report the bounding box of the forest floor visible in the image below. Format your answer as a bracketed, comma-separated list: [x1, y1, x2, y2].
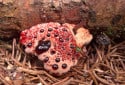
[0, 37, 125, 85]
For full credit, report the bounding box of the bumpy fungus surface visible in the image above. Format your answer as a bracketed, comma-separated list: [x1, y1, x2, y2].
[20, 22, 93, 75]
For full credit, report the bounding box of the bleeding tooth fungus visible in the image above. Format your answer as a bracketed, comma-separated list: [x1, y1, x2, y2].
[20, 22, 93, 75]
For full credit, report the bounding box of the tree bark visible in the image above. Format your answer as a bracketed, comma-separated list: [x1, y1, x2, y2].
[0, 0, 125, 41]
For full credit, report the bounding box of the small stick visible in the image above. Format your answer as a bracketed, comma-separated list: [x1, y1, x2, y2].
[111, 41, 125, 49]
[38, 75, 48, 85]
[11, 58, 23, 67]
[17, 67, 59, 82]
[72, 68, 83, 75]
[52, 77, 70, 85]
[72, 79, 89, 85]
[92, 70, 115, 85]
[11, 38, 16, 58]
[43, 71, 59, 82]
[0, 74, 13, 85]
[88, 70, 98, 85]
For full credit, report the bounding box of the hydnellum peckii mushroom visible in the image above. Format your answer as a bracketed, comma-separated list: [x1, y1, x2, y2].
[20, 22, 93, 75]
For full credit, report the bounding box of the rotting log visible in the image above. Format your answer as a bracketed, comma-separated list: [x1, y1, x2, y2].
[0, 0, 125, 42]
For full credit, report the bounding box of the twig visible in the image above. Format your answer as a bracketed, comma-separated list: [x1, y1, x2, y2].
[11, 58, 24, 67]
[0, 74, 13, 85]
[72, 79, 89, 85]
[22, 55, 27, 67]
[92, 70, 115, 85]
[11, 38, 16, 58]
[106, 48, 117, 58]
[52, 77, 70, 85]
[111, 41, 125, 49]
[26, 77, 39, 82]
[43, 71, 59, 82]
[119, 57, 125, 70]
[72, 68, 83, 75]
[94, 45, 102, 62]
[17, 67, 59, 82]
[99, 63, 116, 74]
[17, 67, 44, 74]
[38, 75, 48, 85]
[88, 70, 98, 85]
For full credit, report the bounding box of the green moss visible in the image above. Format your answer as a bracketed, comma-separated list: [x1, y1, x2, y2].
[76, 47, 82, 52]
[105, 26, 115, 36]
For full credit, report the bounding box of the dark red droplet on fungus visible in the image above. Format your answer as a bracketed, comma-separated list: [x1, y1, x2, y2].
[50, 50, 56, 55]
[35, 40, 51, 54]
[40, 29, 44, 33]
[59, 38, 64, 42]
[34, 36, 37, 38]
[54, 27, 58, 29]
[62, 63, 67, 69]
[55, 58, 60, 62]
[52, 64, 58, 70]
[27, 43, 32, 47]
[47, 33, 51, 37]
[70, 44, 75, 49]
[43, 57, 49, 63]
[54, 34, 58, 37]
[48, 28, 53, 31]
